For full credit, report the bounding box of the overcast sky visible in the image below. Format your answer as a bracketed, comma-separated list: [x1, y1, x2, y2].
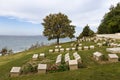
[0, 0, 120, 36]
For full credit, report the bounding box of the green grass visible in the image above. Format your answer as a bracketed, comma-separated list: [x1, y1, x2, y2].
[0, 41, 120, 80]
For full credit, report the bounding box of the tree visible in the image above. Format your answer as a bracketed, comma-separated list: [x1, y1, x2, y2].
[98, 3, 120, 34]
[1, 47, 8, 56]
[82, 25, 90, 37]
[42, 12, 75, 44]
[89, 30, 95, 37]
[78, 25, 94, 39]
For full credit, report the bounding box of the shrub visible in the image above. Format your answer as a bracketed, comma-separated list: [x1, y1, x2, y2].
[57, 64, 69, 72]
[47, 64, 58, 73]
[101, 55, 108, 61]
[47, 64, 69, 73]
[1, 47, 8, 56]
[22, 63, 37, 74]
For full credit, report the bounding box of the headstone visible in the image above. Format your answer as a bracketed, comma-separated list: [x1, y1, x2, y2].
[79, 44, 82, 46]
[66, 48, 71, 51]
[93, 52, 103, 61]
[106, 47, 120, 54]
[71, 47, 76, 51]
[32, 54, 38, 60]
[56, 54, 62, 65]
[65, 53, 70, 64]
[38, 64, 47, 74]
[40, 53, 45, 58]
[49, 49, 54, 53]
[90, 45, 95, 49]
[117, 44, 120, 47]
[60, 48, 64, 52]
[69, 60, 78, 70]
[78, 47, 82, 50]
[10, 67, 21, 77]
[84, 46, 89, 50]
[108, 54, 119, 62]
[55, 49, 59, 52]
[97, 43, 102, 47]
[73, 52, 82, 63]
[55, 46, 58, 48]
[58, 45, 62, 48]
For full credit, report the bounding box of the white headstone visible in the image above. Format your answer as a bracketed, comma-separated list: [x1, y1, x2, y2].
[38, 64, 47, 74]
[32, 54, 38, 60]
[69, 60, 78, 70]
[40, 53, 45, 58]
[49, 49, 53, 53]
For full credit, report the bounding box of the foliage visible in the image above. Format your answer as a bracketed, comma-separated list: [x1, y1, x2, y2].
[0, 47, 7, 56]
[0, 47, 13, 56]
[78, 25, 95, 38]
[29, 42, 41, 50]
[42, 12, 75, 44]
[57, 64, 69, 72]
[22, 63, 37, 74]
[47, 64, 59, 73]
[98, 3, 120, 34]
[47, 64, 69, 73]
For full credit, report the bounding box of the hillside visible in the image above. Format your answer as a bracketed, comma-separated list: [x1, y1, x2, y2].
[0, 39, 120, 80]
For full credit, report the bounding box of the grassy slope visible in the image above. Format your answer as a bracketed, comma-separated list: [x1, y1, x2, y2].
[0, 41, 120, 80]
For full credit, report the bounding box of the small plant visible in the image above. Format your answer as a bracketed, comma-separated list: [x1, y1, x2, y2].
[57, 64, 69, 72]
[0, 47, 8, 56]
[0, 47, 13, 56]
[78, 62, 87, 68]
[101, 55, 108, 61]
[22, 63, 37, 74]
[47, 64, 69, 73]
[47, 64, 58, 73]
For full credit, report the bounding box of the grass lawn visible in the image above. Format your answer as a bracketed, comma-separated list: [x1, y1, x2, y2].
[0, 40, 120, 80]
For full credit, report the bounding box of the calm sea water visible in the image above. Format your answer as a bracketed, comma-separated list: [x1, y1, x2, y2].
[0, 35, 75, 53]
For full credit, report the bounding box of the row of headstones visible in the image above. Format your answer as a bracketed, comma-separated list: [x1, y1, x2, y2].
[94, 37, 116, 43]
[10, 52, 81, 77]
[94, 37, 119, 48]
[49, 45, 63, 52]
[49, 45, 95, 53]
[97, 42, 120, 47]
[93, 51, 119, 62]
[78, 37, 117, 45]
[56, 52, 82, 70]
[10, 53, 47, 77]
[106, 47, 120, 54]
[77, 37, 95, 43]
[32, 53, 45, 60]
[10, 63, 47, 77]
[10, 51, 119, 77]
[78, 37, 118, 48]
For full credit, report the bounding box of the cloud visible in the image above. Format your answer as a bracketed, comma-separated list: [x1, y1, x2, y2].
[0, 0, 119, 29]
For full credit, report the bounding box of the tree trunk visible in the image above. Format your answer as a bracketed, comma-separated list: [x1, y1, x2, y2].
[57, 37, 59, 45]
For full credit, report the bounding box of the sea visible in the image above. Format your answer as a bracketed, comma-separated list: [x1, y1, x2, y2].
[0, 35, 75, 53]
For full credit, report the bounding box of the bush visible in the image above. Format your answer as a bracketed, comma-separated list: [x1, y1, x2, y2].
[0, 47, 13, 56]
[101, 55, 108, 61]
[47, 64, 69, 73]
[57, 64, 69, 72]
[78, 62, 87, 68]
[47, 64, 58, 73]
[22, 63, 37, 74]
[1, 47, 8, 56]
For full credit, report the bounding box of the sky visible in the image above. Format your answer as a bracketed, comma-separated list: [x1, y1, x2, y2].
[0, 0, 120, 36]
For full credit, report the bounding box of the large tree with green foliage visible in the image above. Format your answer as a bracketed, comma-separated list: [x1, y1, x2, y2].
[78, 25, 94, 39]
[42, 13, 75, 44]
[98, 3, 120, 34]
